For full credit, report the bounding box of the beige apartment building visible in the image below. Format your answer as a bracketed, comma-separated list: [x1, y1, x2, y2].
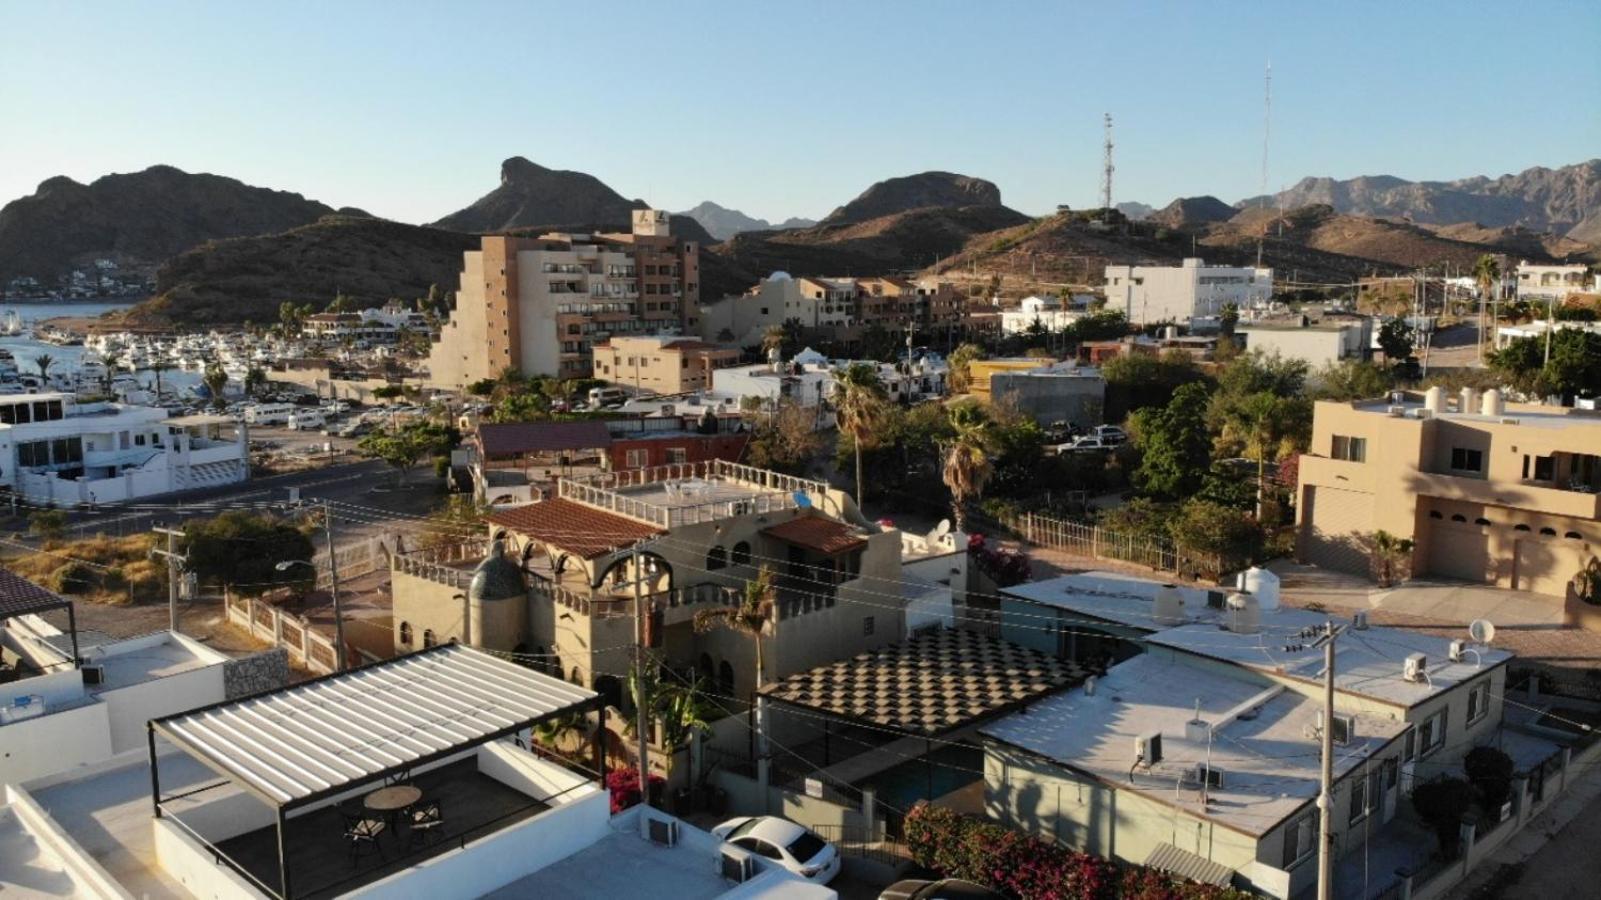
[699, 272, 963, 347]
[427, 209, 700, 386]
[1297, 388, 1601, 597]
[592, 335, 741, 395]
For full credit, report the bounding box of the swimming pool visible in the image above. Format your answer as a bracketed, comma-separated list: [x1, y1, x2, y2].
[853, 743, 982, 823]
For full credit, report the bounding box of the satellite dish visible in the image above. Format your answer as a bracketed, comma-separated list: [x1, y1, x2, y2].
[1469, 619, 1496, 645]
[793, 491, 812, 508]
[933, 519, 951, 538]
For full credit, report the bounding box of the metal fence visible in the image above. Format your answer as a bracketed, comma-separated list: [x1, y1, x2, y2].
[808, 823, 910, 868]
[1017, 510, 1236, 582]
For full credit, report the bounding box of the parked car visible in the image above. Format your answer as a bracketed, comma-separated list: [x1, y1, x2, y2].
[880, 878, 1006, 900]
[712, 816, 841, 884]
[1092, 425, 1128, 445]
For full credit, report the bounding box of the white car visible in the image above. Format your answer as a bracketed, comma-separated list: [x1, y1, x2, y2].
[712, 816, 841, 884]
[1092, 425, 1128, 445]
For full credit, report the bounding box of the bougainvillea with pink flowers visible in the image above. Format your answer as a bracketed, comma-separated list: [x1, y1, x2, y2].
[605, 767, 666, 814]
[903, 803, 1251, 900]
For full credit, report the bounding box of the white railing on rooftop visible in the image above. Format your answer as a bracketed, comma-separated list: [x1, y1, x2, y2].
[559, 459, 828, 528]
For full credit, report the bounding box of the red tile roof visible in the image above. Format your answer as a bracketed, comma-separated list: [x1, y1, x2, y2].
[477, 421, 614, 458]
[486, 498, 663, 559]
[762, 514, 868, 555]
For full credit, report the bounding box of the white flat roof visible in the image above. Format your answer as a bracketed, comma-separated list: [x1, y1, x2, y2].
[155, 644, 597, 807]
[1146, 606, 1512, 709]
[981, 653, 1407, 837]
[1000, 572, 1221, 631]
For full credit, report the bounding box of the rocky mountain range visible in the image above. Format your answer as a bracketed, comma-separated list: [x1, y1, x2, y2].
[0, 165, 354, 283]
[1237, 159, 1601, 243]
[674, 201, 815, 241]
[821, 172, 1005, 226]
[431, 157, 713, 244]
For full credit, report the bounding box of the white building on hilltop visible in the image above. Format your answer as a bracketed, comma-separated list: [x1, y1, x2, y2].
[0, 393, 249, 505]
[1104, 258, 1273, 324]
[1514, 262, 1592, 302]
[999, 294, 1084, 335]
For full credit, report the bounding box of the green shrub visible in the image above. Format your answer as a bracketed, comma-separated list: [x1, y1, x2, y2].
[48, 561, 99, 594]
[1411, 777, 1473, 859]
[1464, 746, 1515, 814]
[29, 509, 67, 540]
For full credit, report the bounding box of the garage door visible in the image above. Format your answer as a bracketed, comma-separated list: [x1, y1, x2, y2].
[1301, 486, 1375, 576]
[1426, 522, 1491, 583]
[1514, 537, 1594, 598]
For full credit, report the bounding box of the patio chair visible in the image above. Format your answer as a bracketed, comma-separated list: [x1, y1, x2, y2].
[407, 799, 445, 847]
[341, 809, 387, 864]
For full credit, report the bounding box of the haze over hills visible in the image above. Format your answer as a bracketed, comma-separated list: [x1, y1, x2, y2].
[431, 156, 714, 244]
[1236, 159, 1601, 243]
[675, 201, 815, 241]
[0, 165, 354, 283]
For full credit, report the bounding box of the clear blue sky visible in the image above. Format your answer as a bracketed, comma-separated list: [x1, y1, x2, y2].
[3, 0, 1597, 225]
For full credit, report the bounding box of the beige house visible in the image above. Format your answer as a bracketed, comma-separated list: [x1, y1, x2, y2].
[592, 335, 741, 395]
[1297, 389, 1601, 597]
[427, 209, 700, 386]
[699, 273, 962, 347]
[390, 461, 908, 713]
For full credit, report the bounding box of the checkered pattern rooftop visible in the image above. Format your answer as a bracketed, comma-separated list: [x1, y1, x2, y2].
[760, 629, 1088, 736]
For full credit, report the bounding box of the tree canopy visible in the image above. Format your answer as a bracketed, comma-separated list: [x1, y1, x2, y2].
[183, 511, 315, 596]
[1131, 382, 1212, 499]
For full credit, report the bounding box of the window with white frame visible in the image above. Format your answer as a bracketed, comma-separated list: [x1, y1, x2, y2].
[1418, 708, 1447, 757]
[1466, 681, 1490, 725]
[624, 448, 649, 469]
[1282, 811, 1317, 868]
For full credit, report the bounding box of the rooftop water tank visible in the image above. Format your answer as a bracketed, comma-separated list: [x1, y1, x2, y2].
[1153, 584, 1186, 626]
[1235, 567, 1281, 612]
[1225, 592, 1260, 635]
[1481, 389, 1504, 417]
[1424, 386, 1444, 414]
[1459, 386, 1475, 414]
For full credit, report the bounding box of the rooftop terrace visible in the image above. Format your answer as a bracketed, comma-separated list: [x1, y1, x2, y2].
[557, 460, 829, 529]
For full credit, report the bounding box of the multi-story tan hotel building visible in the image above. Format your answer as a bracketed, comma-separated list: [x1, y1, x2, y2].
[1298, 387, 1601, 598]
[427, 210, 700, 385]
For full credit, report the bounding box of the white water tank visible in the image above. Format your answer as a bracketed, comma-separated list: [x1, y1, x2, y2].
[1235, 567, 1281, 612]
[1153, 584, 1186, 626]
[1458, 387, 1475, 414]
[1225, 592, 1260, 635]
[1424, 386, 1444, 414]
[1481, 389, 1504, 417]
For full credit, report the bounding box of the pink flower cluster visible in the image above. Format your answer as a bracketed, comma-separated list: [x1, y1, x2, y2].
[605, 767, 665, 814]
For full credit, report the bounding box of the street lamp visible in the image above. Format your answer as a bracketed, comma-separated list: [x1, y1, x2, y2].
[276, 558, 347, 670]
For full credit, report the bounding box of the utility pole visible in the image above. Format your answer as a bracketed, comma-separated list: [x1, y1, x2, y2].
[321, 499, 348, 671]
[632, 540, 651, 805]
[151, 525, 187, 634]
[1308, 620, 1346, 900]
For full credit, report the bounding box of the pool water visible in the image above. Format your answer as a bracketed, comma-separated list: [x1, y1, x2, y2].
[854, 743, 982, 820]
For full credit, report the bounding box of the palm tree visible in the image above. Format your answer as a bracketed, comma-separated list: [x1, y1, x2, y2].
[693, 566, 776, 697]
[832, 362, 890, 508]
[97, 352, 119, 395]
[942, 403, 996, 532]
[1370, 530, 1416, 588]
[202, 362, 229, 410]
[149, 359, 172, 399]
[1472, 254, 1501, 363]
[761, 325, 786, 359]
[33, 353, 54, 383]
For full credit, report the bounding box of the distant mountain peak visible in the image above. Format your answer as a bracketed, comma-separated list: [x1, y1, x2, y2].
[675, 200, 815, 241]
[500, 156, 551, 183]
[822, 171, 1004, 226]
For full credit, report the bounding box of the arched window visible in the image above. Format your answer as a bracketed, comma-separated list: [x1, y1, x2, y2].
[398, 621, 413, 646]
[707, 545, 728, 570]
[1474, 517, 1491, 526]
[1428, 511, 1443, 519]
[732, 541, 752, 566]
[422, 629, 436, 648]
[1566, 531, 1583, 540]
[1540, 527, 1557, 536]
[1514, 523, 1531, 532]
[570, 666, 583, 686]
[717, 660, 736, 699]
[1450, 514, 1467, 523]
[698, 653, 715, 686]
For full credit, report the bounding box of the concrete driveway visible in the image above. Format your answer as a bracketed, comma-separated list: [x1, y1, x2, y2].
[1268, 560, 1564, 629]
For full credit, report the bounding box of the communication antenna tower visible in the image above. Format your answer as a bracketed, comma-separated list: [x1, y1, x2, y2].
[1256, 63, 1272, 268]
[1100, 113, 1114, 214]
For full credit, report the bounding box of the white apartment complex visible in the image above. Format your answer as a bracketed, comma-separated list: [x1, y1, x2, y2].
[999, 294, 1083, 335]
[1514, 262, 1592, 302]
[0, 393, 249, 505]
[1104, 258, 1273, 324]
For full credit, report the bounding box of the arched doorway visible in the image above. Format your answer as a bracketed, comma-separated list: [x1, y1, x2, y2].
[717, 660, 736, 700]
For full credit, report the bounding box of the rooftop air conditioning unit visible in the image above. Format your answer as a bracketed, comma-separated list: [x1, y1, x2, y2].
[1352, 611, 1369, 631]
[1192, 764, 1224, 789]
[81, 665, 106, 686]
[1206, 592, 1228, 610]
[1319, 710, 1356, 745]
[1387, 406, 1406, 417]
[1135, 732, 1163, 766]
[1412, 408, 1433, 420]
[721, 849, 756, 883]
[1448, 640, 1465, 663]
[1404, 652, 1428, 683]
[647, 816, 679, 847]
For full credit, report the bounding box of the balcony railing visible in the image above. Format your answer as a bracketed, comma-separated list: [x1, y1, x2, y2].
[557, 460, 829, 528]
[532, 578, 740, 620]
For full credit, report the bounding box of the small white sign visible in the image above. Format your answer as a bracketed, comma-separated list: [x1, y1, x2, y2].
[804, 778, 824, 799]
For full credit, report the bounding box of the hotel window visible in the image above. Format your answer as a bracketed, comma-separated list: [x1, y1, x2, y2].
[1523, 455, 1555, 481]
[1450, 448, 1484, 473]
[665, 448, 688, 464]
[624, 448, 648, 469]
[1331, 435, 1366, 462]
[1282, 811, 1316, 868]
[1418, 708, 1447, 757]
[1467, 681, 1489, 724]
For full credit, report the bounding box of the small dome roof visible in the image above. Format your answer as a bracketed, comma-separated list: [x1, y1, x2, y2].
[768, 270, 792, 281]
[469, 539, 524, 603]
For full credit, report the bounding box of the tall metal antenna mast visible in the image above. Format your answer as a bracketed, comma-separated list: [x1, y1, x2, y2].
[1100, 113, 1114, 214]
[1256, 63, 1272, 268]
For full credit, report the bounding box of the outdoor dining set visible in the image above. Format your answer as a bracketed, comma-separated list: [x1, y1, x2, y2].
[341, 769, 445, 865]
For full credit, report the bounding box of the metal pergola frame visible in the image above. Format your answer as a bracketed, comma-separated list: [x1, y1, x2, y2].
[0, 571, 80, 669]
[146, 643, 606, 899]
